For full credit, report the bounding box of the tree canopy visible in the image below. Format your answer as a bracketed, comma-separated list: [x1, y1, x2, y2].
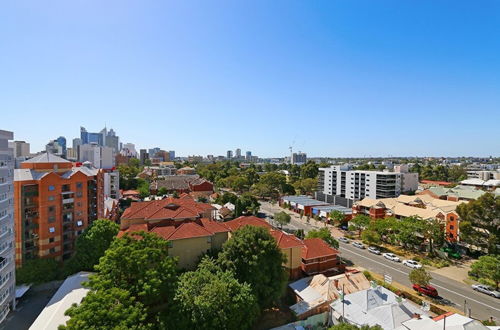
[409, 268, 432, 286]
[175, 257, 259, 330]
[64, 219, 119, 275]
[305, 227, 339, 249]
[470, 255, 500, 289]
[217, 226, 287, 308]
[274, 211, 291, 229]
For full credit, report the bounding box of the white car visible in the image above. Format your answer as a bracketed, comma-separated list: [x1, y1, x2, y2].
[472, 284, 500, 298]
[368, 246, 381, 255]
[352, 242, 365, 249]
[403, 260, 422, 269]
[338, 237, 350, 243]
[383, 253, 401, 262]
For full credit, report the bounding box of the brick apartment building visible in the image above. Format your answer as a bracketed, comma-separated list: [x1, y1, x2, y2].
[13, 153, 106, 266]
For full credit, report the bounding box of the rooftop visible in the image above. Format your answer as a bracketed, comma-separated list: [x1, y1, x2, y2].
[23, 152, 70, 164]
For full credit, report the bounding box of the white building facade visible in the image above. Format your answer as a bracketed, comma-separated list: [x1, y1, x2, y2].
[319, 165, 406, 202]
[78, 144, 114, 169]
[0, 130, 17, 323]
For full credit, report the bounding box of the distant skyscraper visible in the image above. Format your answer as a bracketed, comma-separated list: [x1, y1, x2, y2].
[72, 138, 82, 150]
[78, 144, 114, 169]
[45, 139, 64, 157]
[56, 136, 67, 157]
[235, 148, 241, 159]
[8, 140, 30, 157]
[148, 147, 160, 158]
[104, 128, 119, 152]
[227, 150, 233, 159]
[121, 143, 138, 157]
[140, 149, 149, 165]
[169, 150, 175, 160]
[245, 151, 252, 161]
[80, 127, 103, 145]
[291, 152, 307, 165]
[0, 129, 17, 322]
[80, 127, 119, 152]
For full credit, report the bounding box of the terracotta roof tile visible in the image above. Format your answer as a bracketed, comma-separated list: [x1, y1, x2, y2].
[270, 230, 304, 249]
[302, 238, 339, 260]
[223, 216, 272, 231]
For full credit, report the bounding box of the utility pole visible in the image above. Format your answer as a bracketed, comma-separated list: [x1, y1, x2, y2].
[342, 284, 345, 322]
[443, 313, 446, 330]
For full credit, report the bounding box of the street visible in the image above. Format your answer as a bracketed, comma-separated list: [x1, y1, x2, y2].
[259, 201, 500, 322]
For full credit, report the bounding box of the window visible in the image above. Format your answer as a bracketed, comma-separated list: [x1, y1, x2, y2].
[48, 185, 55, 191]
[49, 227, 55, 233]
[450, 225, 454, 230]
[48, 196, 55, 201]
[449, 216, 455, 221]
[48, 206, 55, 213]
[49, 248, 56, 254]
[77, 221, 83, 227]
[48, 216, 56, 223]
[49, 237, 55, 243]
[76, 182, 83, 189]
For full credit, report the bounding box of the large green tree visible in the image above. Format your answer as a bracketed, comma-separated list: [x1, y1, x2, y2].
[470, 255, 500, 289]
[457, 193, 500, 254]
[118, 162, 141, 190]
[217, 226, 287, 308]
[61, 288, 151, 330]
[175, 257, 259, 330]
[16, 258, 59, 285]
[293, 178, 318, 195]
[305, 227, 339, 249]
[87, 232, 178, 324]
[329, 210, 346, 226]
[64, 219, 119, 275]
[350, 215, 371, 236]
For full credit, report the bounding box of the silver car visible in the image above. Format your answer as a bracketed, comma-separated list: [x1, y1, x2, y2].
[472, 284, 500, 298]
[352, 242, 365, 249]
[383, 253, 401, 262]
[368, 246, 381, 255]
[338, 237, 350, 243]
[403, 260, 422, 269]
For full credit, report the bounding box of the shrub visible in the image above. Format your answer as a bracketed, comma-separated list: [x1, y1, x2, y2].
[16, 258, 59, 285]
[363, 270, 373, 281]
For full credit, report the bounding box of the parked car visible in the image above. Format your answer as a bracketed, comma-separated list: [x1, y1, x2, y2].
[352, 242, 365, 249]
[338, 237, 350, 243]
[368, 246, 381, 255]
[472, 284, 500, 298]
[382, 253, 401, 262]
[403, 260, 422, 269]
[413, 284, 439, 297]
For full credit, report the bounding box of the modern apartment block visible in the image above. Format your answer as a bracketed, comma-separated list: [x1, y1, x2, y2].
[13, 154, 105, 266]
[78, 144, 114, 169]
[0, 130, 17, 323]
[318, 165, 404, 204]
[8, 140, 30, 158]
[291, 152, 307, 165]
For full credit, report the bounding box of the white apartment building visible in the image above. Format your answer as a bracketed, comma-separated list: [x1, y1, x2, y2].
[291, 152, 307, 165]
[78, 144, 114, 169]
[8, 141, 30, 158]
[103, 171, 120, 200]
[0, 130, 17, 323]
[318, 164, 417, 203]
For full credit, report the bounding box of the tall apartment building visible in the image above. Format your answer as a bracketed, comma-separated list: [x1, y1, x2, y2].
[235, 148, 241, 159]
[80, 127, 119, 152]
[8, 141, 30, 158]
[227, 150, 233, 159]
[0, 130, 16, 323]
[245, 151, 252, 161]
[13, 154, 105, 265]
[139, 149, 149, 165]
[78, 144, 114, 169]
[291, 152, 307, 165]
[318, 165, 403, 205]
[169, 150, 175, 160]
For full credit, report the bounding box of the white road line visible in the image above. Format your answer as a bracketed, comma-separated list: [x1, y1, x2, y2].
[341, 246, 500, 313]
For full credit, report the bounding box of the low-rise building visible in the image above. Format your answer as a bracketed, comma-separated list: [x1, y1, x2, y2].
[280, 196, 330, 216]
[152, 175, 213, 195]
[329, 285, 428, 329]
[353, 194, 465, 242]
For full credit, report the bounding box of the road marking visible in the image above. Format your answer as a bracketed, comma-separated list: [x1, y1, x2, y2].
[341, 246, 500, 313]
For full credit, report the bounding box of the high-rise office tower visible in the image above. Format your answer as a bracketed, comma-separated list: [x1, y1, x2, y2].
[227, 150, 233, 159]
[235, 148, 241, 159]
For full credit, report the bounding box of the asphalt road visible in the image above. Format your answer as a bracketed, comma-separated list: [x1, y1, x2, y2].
[258, 201, 500, 322]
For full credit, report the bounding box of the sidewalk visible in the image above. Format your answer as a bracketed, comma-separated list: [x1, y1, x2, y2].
[431, 260, 473, 285]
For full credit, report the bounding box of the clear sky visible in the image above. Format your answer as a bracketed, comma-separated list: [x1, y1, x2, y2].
[1, 1, 499, 157]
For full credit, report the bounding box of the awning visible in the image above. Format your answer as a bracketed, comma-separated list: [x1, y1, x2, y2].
[15, 284, 31, 299]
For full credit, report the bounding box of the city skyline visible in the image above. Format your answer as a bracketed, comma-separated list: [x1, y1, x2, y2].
[1, 1, 499, 157]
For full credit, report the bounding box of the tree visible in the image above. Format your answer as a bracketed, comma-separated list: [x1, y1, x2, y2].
[217, 226, 287, 308]
[238, 193, 261, 215]
[305, 228, 339, 249]
[16, 258, 59, 285]
[158, 187, 168, 195]
[274, 211, 291, 229]
[421, 218, 444, 255]
[175, 257, 259, 330]
[87, 232, 178, 323]
[361, 229, 381, 245]
[470, 255, 500, 289]
[456, 193, 500, 254]
[61, 288, 151, 330]
[300, 162, 319, 179]
[329, 210, 345, 226]
[293, 178, 317, 195]
[350, 215, 371, 236]
[409, 268, 432, 286]
[118, 163, 141, 190]
[64, 219, 119, 275]
[137, 179, 150, 198]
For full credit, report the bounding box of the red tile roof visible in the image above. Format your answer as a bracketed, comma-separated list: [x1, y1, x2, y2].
[223, 216, 272, 232]
[121, 196, 214, 221]
[301, 238, 339, 260]
[270, 230, 304, 249]
[117, 218, 228, 241]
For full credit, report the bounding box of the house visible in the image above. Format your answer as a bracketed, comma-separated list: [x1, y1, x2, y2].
[418, 185, 488, 201]
[353, 194, 465, 242]
[288, 270, 370, 319]
[151, 175, 213, 195]
[177, 166, 196, 175]
[120, 189, 141, 201]
[280, 195, 330, 216]
[29, 272, 93, 330]
[329, 285, 428, 329]
[401, 312, 495, 330]
[224, 216, 343, 279]
[311, 205, 353, 222]
[119, 196, 227, 269]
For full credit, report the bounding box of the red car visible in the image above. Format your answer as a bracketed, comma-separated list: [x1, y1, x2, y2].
[412, 284, 438, 297]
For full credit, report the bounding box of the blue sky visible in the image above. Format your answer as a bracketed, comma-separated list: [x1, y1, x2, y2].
[1, 1, 499, 157]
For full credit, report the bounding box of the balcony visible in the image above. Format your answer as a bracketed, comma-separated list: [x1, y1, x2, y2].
[62, 198, 74, 204]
